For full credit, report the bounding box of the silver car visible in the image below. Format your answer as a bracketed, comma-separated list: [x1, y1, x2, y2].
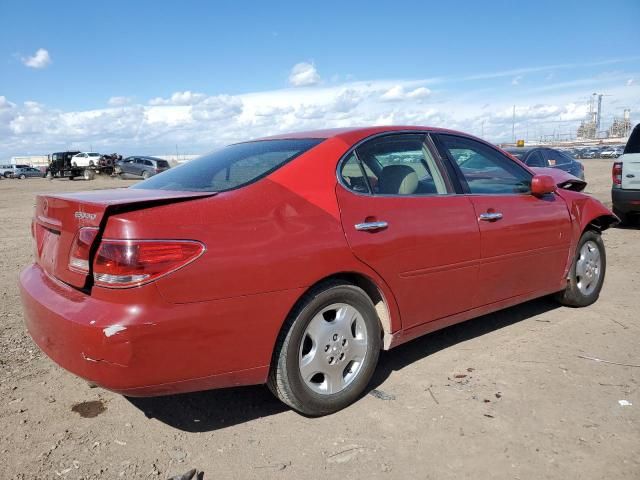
[14, 167, 44, 179]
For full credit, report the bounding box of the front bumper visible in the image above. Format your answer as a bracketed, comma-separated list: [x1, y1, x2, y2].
[612, 188, 640, 214]
[20, 264, 301, 396]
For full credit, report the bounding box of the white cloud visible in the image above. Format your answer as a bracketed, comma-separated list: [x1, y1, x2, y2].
[22, 48, 52, 69]
[407, 87, 431, 99]
[288, 62, 320, 87]
[1, 67, 639, 157]
[381, 86, 431, 101]
[108, 96, 132, 106]
[512, 75, 523, 86]
[149, 91, 207, 106]
[192, 95, 243, 121]
[0, 96, 16, 109]
[627, 78, 635, 86]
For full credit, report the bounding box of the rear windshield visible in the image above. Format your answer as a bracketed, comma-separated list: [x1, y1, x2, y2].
[624, 124, 640, 154]
[155, 160, 170, 168]
[133, 139, 323, 192]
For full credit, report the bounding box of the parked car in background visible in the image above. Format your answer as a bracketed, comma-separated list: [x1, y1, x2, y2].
[600, 147, 624, 159]
[71, 152, 102, 167]
[503, 147, 585, 180]
[14, 166, 45, 179]
[612, 124, 640, 225]
[580, 148, 601, 159]
[1, 164, 30, 178]
[115, 156, 171, 179]
[20, 126, 616, 416]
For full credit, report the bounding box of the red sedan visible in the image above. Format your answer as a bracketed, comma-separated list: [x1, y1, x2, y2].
[20, 127, 616, 415]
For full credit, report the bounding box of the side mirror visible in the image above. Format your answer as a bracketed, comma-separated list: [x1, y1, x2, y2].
[531, 174, 557, 197]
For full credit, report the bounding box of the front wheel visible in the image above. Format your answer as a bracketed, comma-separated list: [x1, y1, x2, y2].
[19, 174, 26, 179]
[268, 281, 381, 416]
[555, 230, 606, 307]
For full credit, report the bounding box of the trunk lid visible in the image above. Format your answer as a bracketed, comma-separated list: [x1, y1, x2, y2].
[620, 153, 640, 190]
[33, 188, 214, 288]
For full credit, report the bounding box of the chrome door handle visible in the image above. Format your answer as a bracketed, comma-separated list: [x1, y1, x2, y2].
[355, 221, 388, 231]
[479, 212, 503, 221]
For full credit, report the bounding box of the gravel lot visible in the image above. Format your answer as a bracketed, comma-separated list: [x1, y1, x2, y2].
[1, 161, 638, 479]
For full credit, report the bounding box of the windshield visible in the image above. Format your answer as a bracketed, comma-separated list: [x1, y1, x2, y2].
[88, 153, 100, 157]
[133, 138, 323, 192]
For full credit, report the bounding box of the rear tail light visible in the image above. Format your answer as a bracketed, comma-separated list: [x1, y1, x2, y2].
[68, 227, 99, 273]
[612, 162, 623, 185]
[93, 239, 204, 288]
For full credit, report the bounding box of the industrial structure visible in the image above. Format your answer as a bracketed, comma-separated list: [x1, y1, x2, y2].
[608, 109, 632, 138]
[576, 93, 632, 140]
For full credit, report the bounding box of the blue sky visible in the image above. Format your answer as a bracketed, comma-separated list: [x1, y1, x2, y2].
[1, 0, 639, 156]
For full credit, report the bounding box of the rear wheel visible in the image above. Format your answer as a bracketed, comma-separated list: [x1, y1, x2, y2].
[268, 281, 381, 416]
[142, 170, 150, 180]
[19, 174, 26, 180]
[555, 230, 606, 307]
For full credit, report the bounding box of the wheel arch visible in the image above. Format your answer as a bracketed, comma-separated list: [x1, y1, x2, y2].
[284, 271, 399, 351]
[585, 213, 618, 233]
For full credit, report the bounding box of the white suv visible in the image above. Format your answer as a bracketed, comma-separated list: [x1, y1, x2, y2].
[71, 152, 102, 167]
[612, 124, 640, 224]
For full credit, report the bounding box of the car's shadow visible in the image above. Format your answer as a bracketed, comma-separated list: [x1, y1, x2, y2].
[127, 296, 559, 432]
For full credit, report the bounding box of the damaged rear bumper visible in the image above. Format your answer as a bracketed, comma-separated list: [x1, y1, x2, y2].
[19, 264, 300, 396]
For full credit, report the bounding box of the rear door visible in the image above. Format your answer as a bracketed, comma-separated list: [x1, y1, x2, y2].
[336, 133, 480, 330]
[435, 134, 572, 306]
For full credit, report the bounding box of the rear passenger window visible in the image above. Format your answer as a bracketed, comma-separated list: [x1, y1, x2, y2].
[526, 151, 545, 167]
[543, 149, 570, 166]
[341, 153, 370, 193]
[341, 134, 448, 195]
[438, 134, 531, 194]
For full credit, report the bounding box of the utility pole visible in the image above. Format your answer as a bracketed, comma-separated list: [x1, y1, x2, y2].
[512, 105, 516, 143]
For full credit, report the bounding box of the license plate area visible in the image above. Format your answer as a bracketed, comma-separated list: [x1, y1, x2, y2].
[35, 223, 61, 277]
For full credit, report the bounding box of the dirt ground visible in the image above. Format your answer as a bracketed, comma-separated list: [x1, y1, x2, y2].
[1, 161, 638, 480]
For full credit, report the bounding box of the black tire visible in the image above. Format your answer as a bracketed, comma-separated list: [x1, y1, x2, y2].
[554, 230, 606, 307]
[268, 281, 381, 416]
[19, 174, 26, 180]
[142, 170, 150, 180]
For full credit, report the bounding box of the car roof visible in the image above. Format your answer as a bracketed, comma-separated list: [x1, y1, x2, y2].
[128, 156, 163, 161]
[503, 147, 540, 154]
[252, 126, 477, 145]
